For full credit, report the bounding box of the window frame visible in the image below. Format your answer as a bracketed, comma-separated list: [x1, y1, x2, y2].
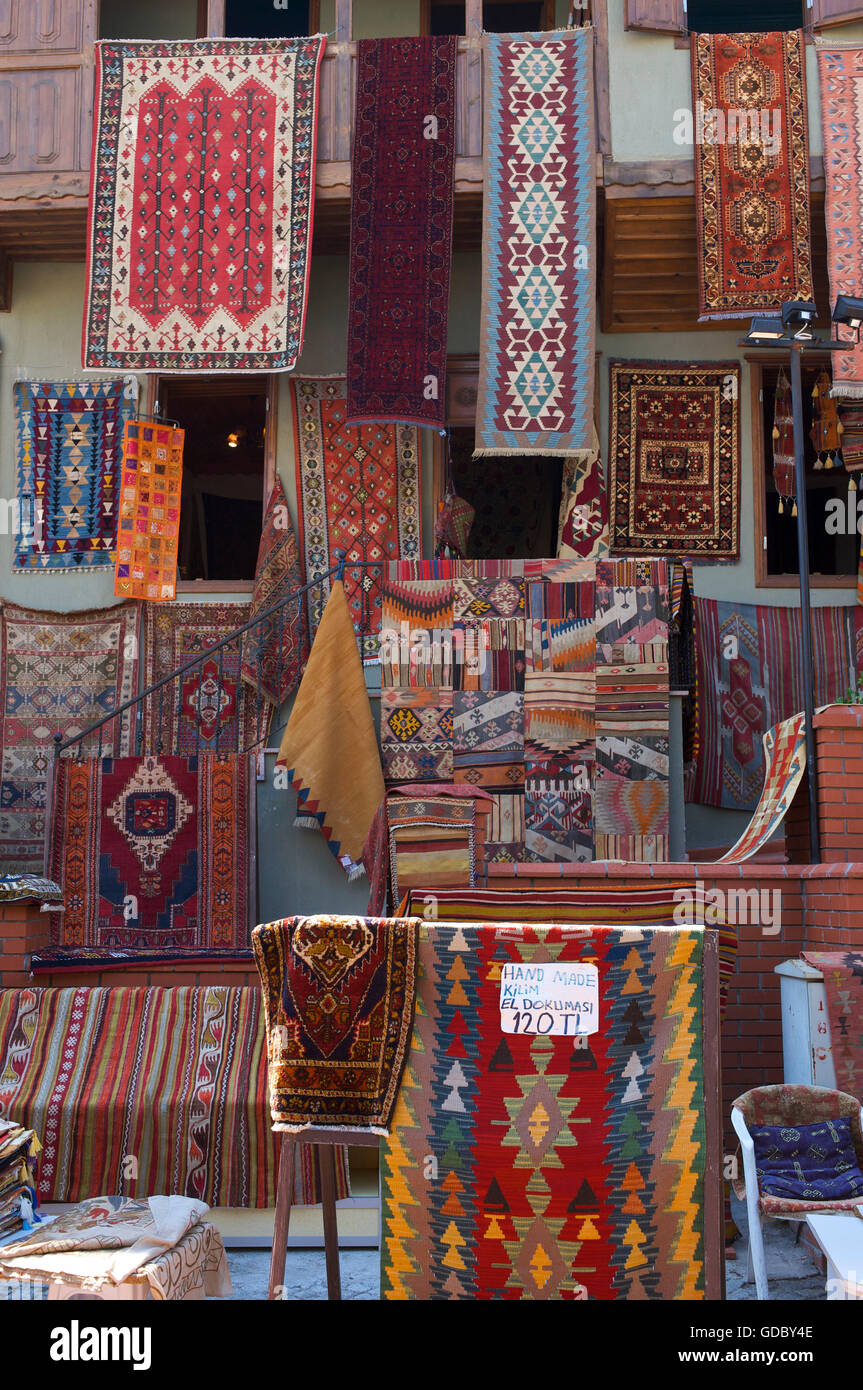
[142, 373, 278, 594]
[748, 353, 857, 590]
[420, 0, 557, 36]
[200, 0, 323, 37]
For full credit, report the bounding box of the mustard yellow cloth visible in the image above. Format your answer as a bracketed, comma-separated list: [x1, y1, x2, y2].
[277, 581, 384, 879]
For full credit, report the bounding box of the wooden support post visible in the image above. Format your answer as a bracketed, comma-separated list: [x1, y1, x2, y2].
[335, 0, 352, 40]
[320, 1145, 342, 1301]
[268, 1134, 296, 1300]
[465, 0, 483, 34]
[0, 252, 12, 313]
[206, 0, 226, 37]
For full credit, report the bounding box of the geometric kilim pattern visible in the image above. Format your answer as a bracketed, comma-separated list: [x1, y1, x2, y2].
[692, 31, 812, 321]
[13, 378, 138, 571]
[718, 712, 807, 864]
[291, 377, 421, 661]
[818, 45, 863, 399]
[475, 30, 595, 456]
[83, 38, 326, 372]
[0, 601, 140, 873]
[380, 922, 707, 1299]
[608, 361, 740, 559]
[113, 419, 185, 602]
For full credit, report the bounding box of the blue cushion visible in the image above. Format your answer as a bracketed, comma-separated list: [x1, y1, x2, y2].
[752, 1116, 863, 1201]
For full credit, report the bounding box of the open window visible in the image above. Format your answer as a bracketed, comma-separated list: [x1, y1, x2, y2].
[625, 0, 863, 33]
[223, 0, 321, 37]
[423, 0, 556, 35]
[147, 376, 277, 591]
[749, 356, 858, 589]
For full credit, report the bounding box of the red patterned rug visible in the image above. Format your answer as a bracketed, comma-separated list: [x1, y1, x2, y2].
[83, 37, 325, 371]
[346, 37, 455, 429]
[252, 915, 418, 1130]
[141, 602, 269, 754]
[802, 951, 863, 1097]
[49, 753, 255, 951]
[609, 361, 740, 558]
[291, 377, 421, 659]
[692, 31, 812, 321]
[819, 46, 863, 398]
[240, 476, 308, 707]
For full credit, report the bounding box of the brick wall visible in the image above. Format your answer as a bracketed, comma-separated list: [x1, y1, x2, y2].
[787, 705, 863, 863]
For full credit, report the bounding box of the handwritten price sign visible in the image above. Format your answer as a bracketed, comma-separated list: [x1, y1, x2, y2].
[499, 961, 599, 1036]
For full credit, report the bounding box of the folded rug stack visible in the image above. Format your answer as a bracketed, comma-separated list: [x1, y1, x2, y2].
[0, 1118, 41, 1244]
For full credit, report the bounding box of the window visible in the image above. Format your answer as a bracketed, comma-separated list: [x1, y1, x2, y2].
[149, 377, 276, 589]
[424, 0, 555, 35]
[686, 0, 802, 30]
[750, 358, 858, 588]
[224, 0, 320, 38]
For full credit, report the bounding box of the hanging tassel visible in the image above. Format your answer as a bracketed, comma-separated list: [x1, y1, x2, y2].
[792, 499, 798, 517]
[778, 498, 784, 514]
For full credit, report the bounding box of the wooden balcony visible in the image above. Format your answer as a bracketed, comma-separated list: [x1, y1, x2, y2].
[0, 33, 486, 300]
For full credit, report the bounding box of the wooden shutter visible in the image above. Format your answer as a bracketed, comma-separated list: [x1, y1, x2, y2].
[808, 0, 863, 28]
[0, 0, 96, 179]
[624, 0, 687, 33]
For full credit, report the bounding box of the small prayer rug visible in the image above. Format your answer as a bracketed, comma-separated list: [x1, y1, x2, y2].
[252, 915, 418, 1131]
[387, 796, 476, 900]
[692, 30, 812, 320]
[0, 601, 139, 872]
[475, 29, 595, 456]
[608, 361, 740, 557]
[83, 37, 326, 371]
[292, 376, 421, 660]
[140, 601, 268, 754]
[380, 923, 710, 1299]
[240, 476, 308, 707]
[12, 378, 138, 571]
[347, 37, 456, 428]
[114, 419, 184, 601]
[49, 752, 255, 950]
[0, 985, 349, 1206]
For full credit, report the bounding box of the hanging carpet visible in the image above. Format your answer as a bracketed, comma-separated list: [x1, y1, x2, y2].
[346, 36, 456, 428]
[692, 30, 812, 320]
[818, 44, 863, 399]
[240, 475, 309, 708]
[801, 950, 863, 1098]
[475, 29, 595, 456]
[557, 430, 609, 561]
[0, 601, 139, 873]
[114, 418, 185, 602]
[83, 36, 326, 372]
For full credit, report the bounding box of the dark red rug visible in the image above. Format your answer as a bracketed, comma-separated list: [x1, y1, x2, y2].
[346, 36, 456, 429]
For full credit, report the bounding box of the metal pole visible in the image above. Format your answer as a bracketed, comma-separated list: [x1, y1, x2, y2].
[790, 343, 821, 862]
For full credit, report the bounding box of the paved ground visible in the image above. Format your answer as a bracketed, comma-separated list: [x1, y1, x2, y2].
[226, 1195, 829, 1300]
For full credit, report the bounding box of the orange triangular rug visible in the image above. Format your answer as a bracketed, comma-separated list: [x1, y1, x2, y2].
[277, 580, 384, 880]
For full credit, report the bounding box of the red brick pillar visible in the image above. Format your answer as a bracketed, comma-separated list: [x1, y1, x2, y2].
[0, 898, 52, 987]
[810, 705, 863, 863]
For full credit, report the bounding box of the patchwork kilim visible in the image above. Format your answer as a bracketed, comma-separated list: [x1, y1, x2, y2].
[718, 713, 806, 863]
[346, 37, 456, 428]
[692, 30, 812, 321]
[12, 378, 137, 571]
[0, 986, 349, 1206]
[378, 559, 671, 863]
[801, 951, 863, 1098]
[140, 602, 268, 755]
[818, 46, 863, 399]
[49, 753, 254, 950]
[387, 796, 476, 901]
[380, 922, 712, 1300]
[475, 29, 595, 456]
[690, 598, 861, 809]
[0, 601, 139, 872]
[608, 361, 740, 557]
[83, 37, 326, 372]
[252, 915, 418, 1130]
[240, 476, 308, 707]
[292, 377, 421, 660]
[114, 418, 184, 601]
[557, 433, 610, 561]
[381, 688, 453, 782]
[277, 581, 384, 881]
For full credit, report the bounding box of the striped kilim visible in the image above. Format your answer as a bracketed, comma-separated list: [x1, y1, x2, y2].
[475, 30, 595, 456]
[380, 922, 709, 1299]
[718, 712, 807, 863]
[0, 986, 349, 1206]
[387, 797, 477, 902]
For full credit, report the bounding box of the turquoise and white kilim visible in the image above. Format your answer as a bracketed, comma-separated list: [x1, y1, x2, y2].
[475, 30, 595, 458]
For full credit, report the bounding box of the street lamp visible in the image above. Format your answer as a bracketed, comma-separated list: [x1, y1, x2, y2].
[740, 300, 852, 863]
